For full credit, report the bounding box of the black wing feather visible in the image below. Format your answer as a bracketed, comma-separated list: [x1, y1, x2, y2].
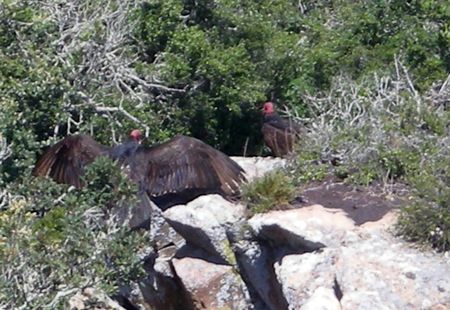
[33, 135, 107, 188]
[130, 135, 246, 197]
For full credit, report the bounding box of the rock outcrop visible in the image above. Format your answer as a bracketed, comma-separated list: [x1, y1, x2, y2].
[110, 156, 450, 310]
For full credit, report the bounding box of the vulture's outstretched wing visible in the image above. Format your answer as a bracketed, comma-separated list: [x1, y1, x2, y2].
[130, 136, 246, 197]
[32, 135, 107, 188]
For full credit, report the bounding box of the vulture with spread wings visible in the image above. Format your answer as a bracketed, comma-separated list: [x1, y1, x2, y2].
[33, 130, 246, 207]
[261, 101, 302, 157]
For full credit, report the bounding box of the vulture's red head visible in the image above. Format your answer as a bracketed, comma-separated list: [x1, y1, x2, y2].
[130, 129, 143, 142]
[263, 101, 275, 115]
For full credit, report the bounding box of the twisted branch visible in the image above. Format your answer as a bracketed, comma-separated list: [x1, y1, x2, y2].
[26, 0, 186, 134]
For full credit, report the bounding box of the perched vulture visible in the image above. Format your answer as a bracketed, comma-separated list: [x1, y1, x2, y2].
[261, 101, 302, 157]
[33, 130, 246, 208]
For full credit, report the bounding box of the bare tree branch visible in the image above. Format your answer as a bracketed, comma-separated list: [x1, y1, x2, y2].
[287, 60, 449, 173]
[0, 134, 12, 165]
[32, 0, 187, 135]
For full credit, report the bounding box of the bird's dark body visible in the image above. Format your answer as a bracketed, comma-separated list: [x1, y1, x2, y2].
[109, 140, 141, 163]
[262, 113, 301, 157]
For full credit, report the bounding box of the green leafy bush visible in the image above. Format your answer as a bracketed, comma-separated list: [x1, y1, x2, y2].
[0, 158, 149, 309]
[396, 153, 449, 251]
[243, 170, 295, 215]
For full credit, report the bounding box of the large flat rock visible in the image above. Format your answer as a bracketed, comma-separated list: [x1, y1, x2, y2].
[249, 205, 355, 251]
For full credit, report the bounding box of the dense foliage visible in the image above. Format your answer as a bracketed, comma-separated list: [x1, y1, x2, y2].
[1, 0, 449, 182]
[0, 158, 149, 308]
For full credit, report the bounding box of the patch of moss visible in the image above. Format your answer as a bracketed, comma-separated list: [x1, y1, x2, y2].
[221, 239, 237, 266]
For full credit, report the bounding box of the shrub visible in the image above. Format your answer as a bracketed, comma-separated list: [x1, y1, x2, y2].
[396, 200, 449, 252]
[0, 158, 150, 309]
[243, 170, 295, 215]
[396, 147, 449, 251]
[289, 153, 330, 185]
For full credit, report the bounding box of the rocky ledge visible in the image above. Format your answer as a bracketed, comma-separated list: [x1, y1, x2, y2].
[71, 157, 450, 310]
